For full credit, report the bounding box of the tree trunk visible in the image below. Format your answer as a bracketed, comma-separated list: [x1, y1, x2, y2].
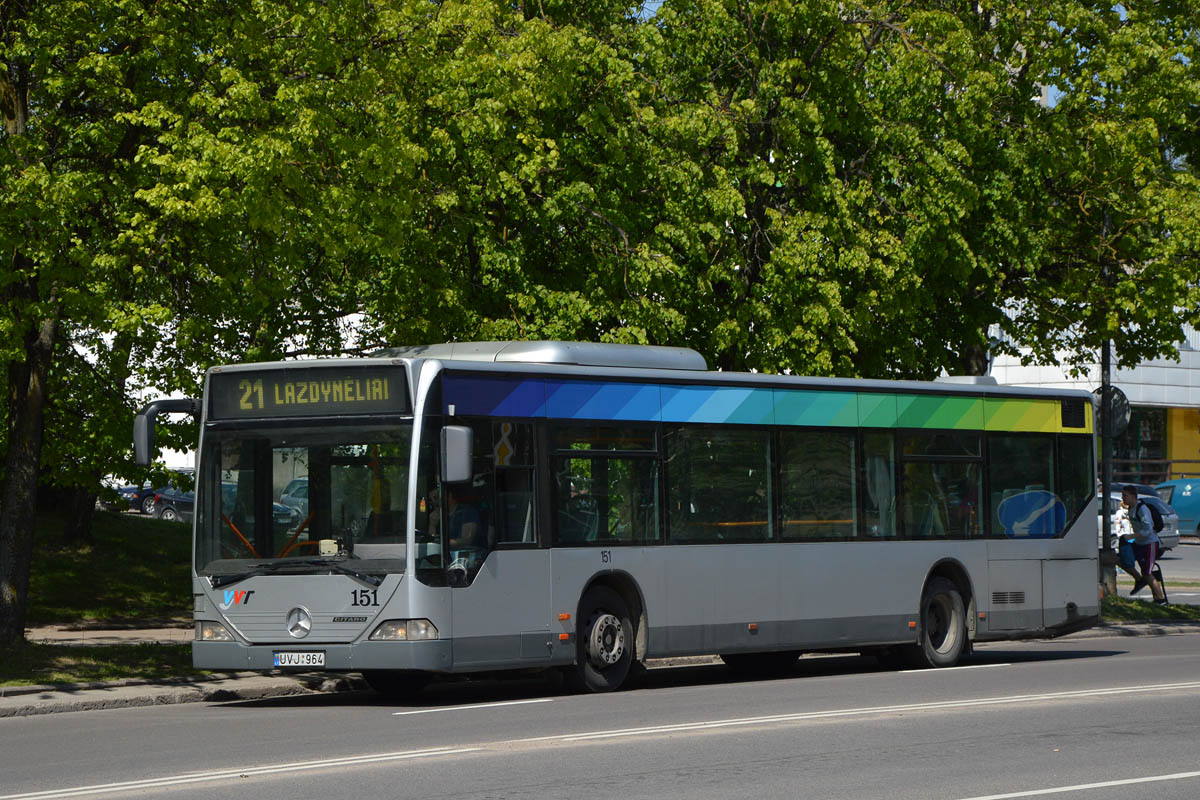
[960, 342, 991, 376]
[63, 485, 97, 545]
[0, 314, 60, 645]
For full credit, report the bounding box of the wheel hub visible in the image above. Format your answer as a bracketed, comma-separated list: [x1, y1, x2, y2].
[586, 613, 625, 668]
[927, 596, 954, 651]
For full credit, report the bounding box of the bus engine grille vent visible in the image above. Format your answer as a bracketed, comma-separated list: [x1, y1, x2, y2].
[992, 591, 1026, 605]
[1060, 400, 1086, 429]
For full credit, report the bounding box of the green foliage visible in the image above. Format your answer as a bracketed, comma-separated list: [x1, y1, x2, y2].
[1005, 2, 1200, 371]
[5, 0, 1198, 483]
[1, 0, 1197, 548]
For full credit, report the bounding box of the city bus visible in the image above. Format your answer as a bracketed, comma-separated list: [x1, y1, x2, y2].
[133, 341, 1099, 696]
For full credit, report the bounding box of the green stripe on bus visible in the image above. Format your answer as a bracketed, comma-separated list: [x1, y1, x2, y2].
[774, 390, 858, 427]
[984, 398, 1061, 433]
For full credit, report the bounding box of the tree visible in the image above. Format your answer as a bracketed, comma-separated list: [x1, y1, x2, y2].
[1, 0, 391, 643]
[4, 0, 1198, 646]
[1002, 2, 1200, 372]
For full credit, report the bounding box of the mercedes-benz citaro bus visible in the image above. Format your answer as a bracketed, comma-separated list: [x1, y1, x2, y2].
[133, 341, 1099, 697]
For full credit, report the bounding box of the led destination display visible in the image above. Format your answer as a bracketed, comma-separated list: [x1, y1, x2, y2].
[208, 365, 409, 420]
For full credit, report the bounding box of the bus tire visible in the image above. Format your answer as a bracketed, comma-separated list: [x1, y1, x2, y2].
[569, 586, 635, 693]
[361, 670, 431, 700]
[912, 577, 967, 668]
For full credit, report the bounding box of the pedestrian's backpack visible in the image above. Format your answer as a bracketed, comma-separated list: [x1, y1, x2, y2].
[1137, 500, 1164, 533]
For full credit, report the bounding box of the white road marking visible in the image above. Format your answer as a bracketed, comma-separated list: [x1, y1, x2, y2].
[900, 663, 1012, 673]
[7, 681, 1200, 798]
[393, 697, 554, 715]
[0, 747, 480, 800]
[517, 680, 1200, 742]
[953, 770, 1200, 799]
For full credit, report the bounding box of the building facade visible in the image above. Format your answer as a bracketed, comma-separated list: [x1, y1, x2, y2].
[992, 325, 1200, 485]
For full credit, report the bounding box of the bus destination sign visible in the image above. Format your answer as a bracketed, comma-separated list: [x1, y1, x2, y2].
[208, 365, 409, 420]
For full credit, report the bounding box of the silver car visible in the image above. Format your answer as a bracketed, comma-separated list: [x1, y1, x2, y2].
[1099, 492, 1180, 552]
[279, 478, 309, 518]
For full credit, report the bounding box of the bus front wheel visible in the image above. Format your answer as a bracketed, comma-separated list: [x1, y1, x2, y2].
[912, 577, 967, 668]
[569, 586, 636, 693]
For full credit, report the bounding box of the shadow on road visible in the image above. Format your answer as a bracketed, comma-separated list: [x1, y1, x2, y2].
[215, 645, 1126, 713]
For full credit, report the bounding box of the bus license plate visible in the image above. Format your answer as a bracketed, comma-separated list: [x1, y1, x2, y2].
[273, 651, 325, 668]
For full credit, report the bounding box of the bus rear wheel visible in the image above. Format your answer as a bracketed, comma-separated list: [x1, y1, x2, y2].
[911, 577, 967, 668]
[361, 670, 431, 700]
[569, 586, 636, 693]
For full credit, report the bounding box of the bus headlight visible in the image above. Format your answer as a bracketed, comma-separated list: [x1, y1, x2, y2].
[196, 621, 235, 642]
[369, 619, 439, 641]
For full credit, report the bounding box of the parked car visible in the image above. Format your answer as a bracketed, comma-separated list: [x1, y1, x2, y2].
[1098, 491, 1180, 552]
[220, 482, 301, 532]
[96, 478, 133, 511]
[279, 478, 309, 518]
[131, 468, 196, 515]
[153, 484, 301, 529]
[1112, 481, 1159, 497]
[152, 487, 194, 523]
[1156, 479, 1200, 537]
[117, 482, 157, 514]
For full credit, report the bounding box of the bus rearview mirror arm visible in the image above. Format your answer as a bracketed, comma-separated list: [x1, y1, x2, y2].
[134, 398, 199, 466]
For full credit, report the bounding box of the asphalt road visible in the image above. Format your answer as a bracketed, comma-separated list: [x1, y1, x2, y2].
[1158, 540, 1200, 580]
[1130, 541, 1200, 603]
[2, 631, 1198, 800]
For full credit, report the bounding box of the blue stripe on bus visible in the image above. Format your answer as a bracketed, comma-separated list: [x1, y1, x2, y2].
[441, 375, 1077, 433]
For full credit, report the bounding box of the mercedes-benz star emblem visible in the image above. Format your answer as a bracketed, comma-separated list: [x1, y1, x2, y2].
[286, 607, 313, 639]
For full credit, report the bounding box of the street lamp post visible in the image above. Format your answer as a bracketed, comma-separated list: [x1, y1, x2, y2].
[1100, 339, 1116, 596]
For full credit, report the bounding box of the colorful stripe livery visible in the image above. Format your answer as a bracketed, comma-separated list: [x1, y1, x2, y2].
[442, 376, 1091, 434]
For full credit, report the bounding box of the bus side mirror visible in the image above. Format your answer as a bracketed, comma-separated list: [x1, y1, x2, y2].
[440, 426, 473, 484]
[133, 398, 199, 466]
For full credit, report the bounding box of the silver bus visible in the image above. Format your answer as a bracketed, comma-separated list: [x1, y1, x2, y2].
[134, 341, 1099, 696]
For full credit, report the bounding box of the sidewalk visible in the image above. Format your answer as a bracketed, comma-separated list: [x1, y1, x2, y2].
[24, 621, 194, 647]
[5, 622, 362, 718]
[5, 620, 1200, 719]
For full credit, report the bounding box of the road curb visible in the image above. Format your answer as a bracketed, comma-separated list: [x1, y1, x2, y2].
[0, 675, 325, 719]
[3, 621, 1198, 718]
[1068, 620, 1200, 638]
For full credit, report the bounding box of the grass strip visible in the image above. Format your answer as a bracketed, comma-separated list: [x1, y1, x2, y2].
[27, 510, 192, 625]
[1101, 594, 1200, 622]
[0, 643, 202, 687]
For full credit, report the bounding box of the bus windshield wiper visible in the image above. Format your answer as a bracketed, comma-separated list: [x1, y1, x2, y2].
[209, 561, 293, 588]
[301, 558, 384, 586]
[209, 559, 383, 588]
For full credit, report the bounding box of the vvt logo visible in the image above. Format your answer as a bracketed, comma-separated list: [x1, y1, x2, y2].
[219, 589, 255, 610]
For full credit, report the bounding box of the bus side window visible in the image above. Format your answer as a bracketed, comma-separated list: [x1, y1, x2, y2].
[551, 424, 659, 546]
[490, 421, 535, 545]
[494, 468, 534, 544]
[665, 426, 771, 544]
[780, 430, 857, 540]
[862, 431, 896, 538]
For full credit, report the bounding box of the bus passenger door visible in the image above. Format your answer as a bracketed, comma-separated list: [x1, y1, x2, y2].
[450, 549, 553, 669]
[447, 423, 555, 669]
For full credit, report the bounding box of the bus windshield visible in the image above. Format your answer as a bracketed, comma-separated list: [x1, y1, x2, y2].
[195, 424, 432, 577]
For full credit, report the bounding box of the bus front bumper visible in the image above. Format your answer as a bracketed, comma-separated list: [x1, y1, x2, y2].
[193, 639, 453, 673]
